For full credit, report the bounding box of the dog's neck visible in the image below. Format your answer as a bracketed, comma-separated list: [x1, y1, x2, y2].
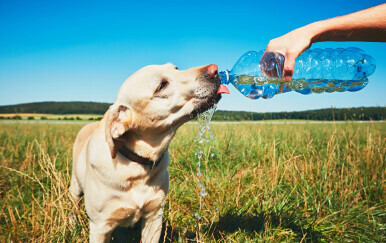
[121, 130, 176, 162]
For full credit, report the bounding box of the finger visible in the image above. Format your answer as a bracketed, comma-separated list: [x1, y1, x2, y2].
[283, 54, 296, 82]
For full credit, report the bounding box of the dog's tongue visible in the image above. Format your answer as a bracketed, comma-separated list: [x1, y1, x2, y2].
[217, 84, 230, 94]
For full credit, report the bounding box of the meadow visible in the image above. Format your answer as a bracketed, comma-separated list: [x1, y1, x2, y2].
[0, 121, 384, 242]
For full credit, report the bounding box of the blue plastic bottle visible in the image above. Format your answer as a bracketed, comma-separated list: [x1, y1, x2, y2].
[219, 48, 376, 100]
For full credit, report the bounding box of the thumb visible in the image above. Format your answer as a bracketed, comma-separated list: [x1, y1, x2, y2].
[283, 53, 296, 82]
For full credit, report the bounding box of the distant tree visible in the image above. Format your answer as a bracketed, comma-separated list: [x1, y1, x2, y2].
[0, 101, 384, 121]
[28, 116, 34, 120]
[0, 101, 111, 115]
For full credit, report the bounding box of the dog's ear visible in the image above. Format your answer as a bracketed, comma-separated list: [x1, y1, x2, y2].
[105, 104, 133, 159]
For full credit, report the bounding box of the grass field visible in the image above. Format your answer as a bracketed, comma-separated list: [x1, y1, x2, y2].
[0, 122, 385, 242]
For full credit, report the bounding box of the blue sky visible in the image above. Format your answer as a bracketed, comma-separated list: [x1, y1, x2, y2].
[0, 0, 385, 112]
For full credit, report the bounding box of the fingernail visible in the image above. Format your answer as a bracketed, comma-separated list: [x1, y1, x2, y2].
[284, 76, 291, 82]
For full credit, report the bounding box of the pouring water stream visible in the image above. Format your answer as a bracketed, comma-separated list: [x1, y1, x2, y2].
[193, 104, 217, 240]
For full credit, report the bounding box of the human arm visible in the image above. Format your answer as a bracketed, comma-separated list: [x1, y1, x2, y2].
[262, 3, 386, 81]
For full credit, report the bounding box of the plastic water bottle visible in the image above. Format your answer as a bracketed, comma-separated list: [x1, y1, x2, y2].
[219, 48, 376, 99]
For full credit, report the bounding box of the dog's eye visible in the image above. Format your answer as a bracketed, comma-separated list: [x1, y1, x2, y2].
[156, 79, 169, 93]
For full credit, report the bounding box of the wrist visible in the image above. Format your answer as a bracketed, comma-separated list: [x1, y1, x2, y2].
[303, 21, 327, 44]
[287, 23, 318, 47]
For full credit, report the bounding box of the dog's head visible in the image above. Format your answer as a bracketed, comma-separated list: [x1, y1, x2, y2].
[105, 63, 223, 159]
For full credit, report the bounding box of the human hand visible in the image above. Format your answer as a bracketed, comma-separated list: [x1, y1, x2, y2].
[261, 27, 313, 81]
[261, 4, 386, 82]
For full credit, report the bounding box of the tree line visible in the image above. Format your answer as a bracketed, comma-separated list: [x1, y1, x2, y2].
[0, 101, 384, 121]
[211, 107, 385, 121]
[0, 102, 110, 115]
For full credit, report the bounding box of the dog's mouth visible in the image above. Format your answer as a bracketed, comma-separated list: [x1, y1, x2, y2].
[174, 73, 229, 126]
[171, 93, 221, 129]
[190, 76, 224, 117]
[191, 93, 222, 117]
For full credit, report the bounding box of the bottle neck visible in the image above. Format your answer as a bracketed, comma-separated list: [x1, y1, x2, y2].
[219, 70, 230, 84]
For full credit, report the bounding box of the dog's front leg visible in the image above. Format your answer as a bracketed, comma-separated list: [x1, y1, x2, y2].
[141, 208, 163, 243]
[90, 220, 114, 243]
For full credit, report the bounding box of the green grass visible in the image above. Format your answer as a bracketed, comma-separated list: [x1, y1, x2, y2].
[0, 122, 385, 242]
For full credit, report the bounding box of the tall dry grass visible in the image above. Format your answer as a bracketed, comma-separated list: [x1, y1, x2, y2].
[0, 124, 89, 242]
[0, 122, 385, 242]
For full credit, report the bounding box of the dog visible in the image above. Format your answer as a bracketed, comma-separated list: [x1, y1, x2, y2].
[69, 63, 227, 242]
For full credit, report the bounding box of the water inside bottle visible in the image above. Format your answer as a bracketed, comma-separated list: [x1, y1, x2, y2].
[228, 74, 368, 99]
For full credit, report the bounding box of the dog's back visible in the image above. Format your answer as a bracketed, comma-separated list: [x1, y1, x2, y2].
[70, 122, 99, 200]
[73, 122, 99, 164]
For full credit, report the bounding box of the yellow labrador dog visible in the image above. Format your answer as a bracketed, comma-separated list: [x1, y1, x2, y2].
[70, 63, 228, 243]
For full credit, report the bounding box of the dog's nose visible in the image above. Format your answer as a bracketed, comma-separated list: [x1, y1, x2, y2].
[206, 64, 218, 79]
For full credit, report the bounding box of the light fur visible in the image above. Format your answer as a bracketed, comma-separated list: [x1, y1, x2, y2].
[69, 63, 221, 243]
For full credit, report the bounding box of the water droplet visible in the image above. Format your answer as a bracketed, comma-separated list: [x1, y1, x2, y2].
[193, 104, 217, 226]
